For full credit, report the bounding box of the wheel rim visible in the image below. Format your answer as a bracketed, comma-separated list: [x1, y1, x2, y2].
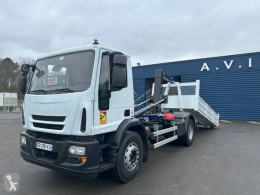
[188, 125, 194, 140]
[124, 142, 139, 171]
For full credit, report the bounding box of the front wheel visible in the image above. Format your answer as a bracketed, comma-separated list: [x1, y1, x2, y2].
[179, 119, 195, 146]
[113, 131, 143, 183]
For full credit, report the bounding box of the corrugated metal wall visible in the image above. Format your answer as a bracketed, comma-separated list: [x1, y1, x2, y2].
[133, 79, 146, 105]
[182, 71, 260, 120]
[133, 52, 260, 121]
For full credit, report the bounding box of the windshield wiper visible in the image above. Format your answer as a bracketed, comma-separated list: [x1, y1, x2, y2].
[29, 89, 47, 94]
[48, 88, 74, 94]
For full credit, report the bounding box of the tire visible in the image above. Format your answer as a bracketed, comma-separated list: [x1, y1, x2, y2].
[113, 131, 143, 183]
[179, 119, 195, 146]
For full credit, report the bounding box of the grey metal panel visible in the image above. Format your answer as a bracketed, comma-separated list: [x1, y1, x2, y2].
[182, 70, 260, 121]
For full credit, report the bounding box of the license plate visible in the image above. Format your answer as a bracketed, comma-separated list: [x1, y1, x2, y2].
[35, 142, 53, 151]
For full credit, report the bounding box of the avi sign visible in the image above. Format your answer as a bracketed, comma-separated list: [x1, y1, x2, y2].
[200, 58, 252, 72]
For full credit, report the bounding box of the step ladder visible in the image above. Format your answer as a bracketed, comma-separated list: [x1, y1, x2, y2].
[145, 122, 178, 149]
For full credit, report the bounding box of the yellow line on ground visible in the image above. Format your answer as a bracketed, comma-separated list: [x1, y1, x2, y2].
[220, 120, 233, 123]
[246, 121, 260, 125]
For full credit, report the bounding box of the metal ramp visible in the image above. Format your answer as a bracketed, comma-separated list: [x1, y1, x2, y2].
[155, 80, 219, 127]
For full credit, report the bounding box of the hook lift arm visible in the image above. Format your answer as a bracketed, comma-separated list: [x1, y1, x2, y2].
[134, 69, 173, 118]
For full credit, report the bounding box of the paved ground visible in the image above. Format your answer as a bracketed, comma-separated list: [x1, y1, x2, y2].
[0, 113, 260, 195]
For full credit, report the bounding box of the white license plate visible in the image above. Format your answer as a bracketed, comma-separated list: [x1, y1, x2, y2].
[35, 142, 53, 151]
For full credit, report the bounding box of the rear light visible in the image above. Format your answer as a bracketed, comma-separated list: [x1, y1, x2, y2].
[80, 108, 86, 133]
[164, 112, 174, 120]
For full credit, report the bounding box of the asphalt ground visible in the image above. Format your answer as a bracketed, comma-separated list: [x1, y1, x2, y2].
[0, 112, 260, 195]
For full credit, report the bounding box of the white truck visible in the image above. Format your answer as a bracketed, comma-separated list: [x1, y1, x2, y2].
[20, 40, 219, 183]
[0, 92, 18, 111]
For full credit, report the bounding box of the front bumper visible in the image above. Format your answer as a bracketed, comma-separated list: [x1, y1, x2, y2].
[20, 130, 100, 180]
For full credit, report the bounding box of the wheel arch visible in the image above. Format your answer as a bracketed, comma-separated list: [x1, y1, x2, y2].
[188, 114, 196, 128]
[127, 125, 149, 163]
[175, 111, 196, 129]
[103, 118, 149, 163]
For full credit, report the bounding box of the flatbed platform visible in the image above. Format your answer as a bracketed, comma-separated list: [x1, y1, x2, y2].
[160, 80, 219, 127]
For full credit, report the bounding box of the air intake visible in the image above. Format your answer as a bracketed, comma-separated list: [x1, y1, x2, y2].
[32, 115, 65, 122]
[80, 108, 86, 133]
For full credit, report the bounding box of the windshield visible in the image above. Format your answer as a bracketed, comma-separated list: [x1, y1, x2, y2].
[29, 51, 95, 94]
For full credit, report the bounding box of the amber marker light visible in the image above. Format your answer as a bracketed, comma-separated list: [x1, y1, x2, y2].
[80, 157, 87, 163]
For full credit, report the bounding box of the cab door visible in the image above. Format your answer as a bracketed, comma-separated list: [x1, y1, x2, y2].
[93, 50, 132, 135]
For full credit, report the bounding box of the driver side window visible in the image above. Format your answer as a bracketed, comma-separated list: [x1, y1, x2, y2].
[98, 54, 111, 110]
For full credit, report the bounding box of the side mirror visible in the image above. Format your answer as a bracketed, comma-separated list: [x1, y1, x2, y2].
[20, 64, 30, 94]
[36, 70, 45, 78]
[20, 76, 27, 94]
[21, 64, 30, 76]
[111, 54, 127, 90]
[113, 54, 127, 67]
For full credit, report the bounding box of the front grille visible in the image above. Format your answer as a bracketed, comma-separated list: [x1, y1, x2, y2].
[33, 123, 64, 130]
[32, 115, 65, 122]
[26, 130, 95, 142]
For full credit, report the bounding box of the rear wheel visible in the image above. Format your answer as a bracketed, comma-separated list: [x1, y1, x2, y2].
[113, 131, 143, 183]
[179, 119, 195, 146]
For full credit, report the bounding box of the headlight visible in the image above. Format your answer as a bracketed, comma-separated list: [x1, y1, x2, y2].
[68, 145, 86, 155]
[21, 136, 26, 145]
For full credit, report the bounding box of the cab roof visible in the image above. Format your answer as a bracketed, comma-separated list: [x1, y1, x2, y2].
[38, 44, 124, 60]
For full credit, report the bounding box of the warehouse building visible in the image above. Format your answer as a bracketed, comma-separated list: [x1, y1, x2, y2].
[132, 52, 260, 121]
